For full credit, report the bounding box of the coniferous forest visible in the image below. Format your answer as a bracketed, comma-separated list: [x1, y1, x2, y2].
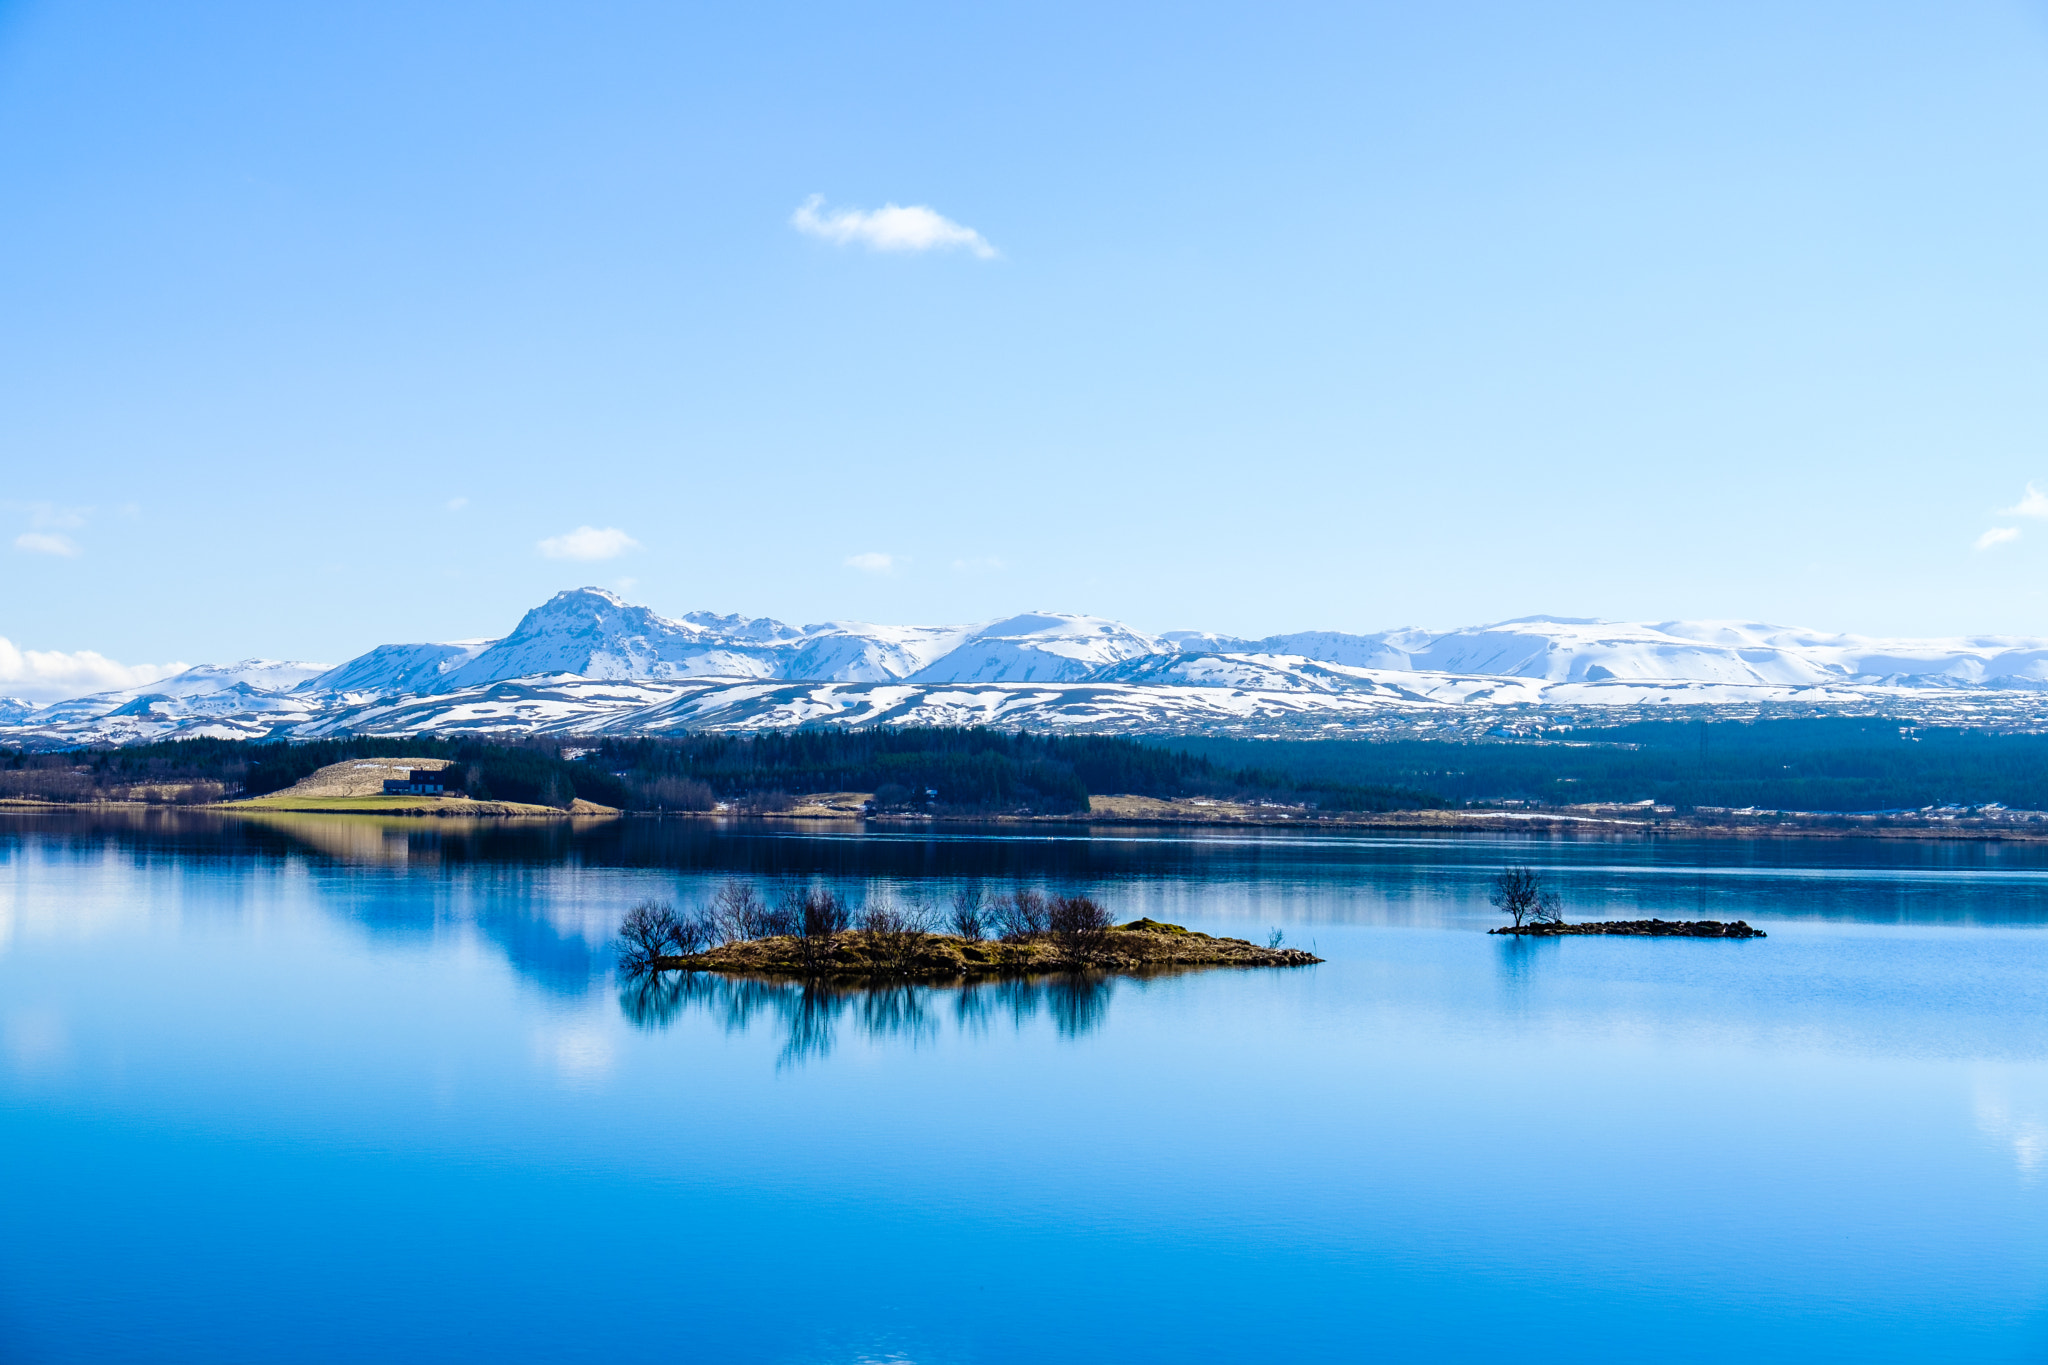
[0, 729, 1444, 813]
[3, 718, 2047, 814]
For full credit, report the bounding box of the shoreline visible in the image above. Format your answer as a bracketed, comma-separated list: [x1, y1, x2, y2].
[3, 797, 2044, 841]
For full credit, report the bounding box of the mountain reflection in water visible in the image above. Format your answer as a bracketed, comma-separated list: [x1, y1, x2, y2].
[619, 969, 1116, 1063]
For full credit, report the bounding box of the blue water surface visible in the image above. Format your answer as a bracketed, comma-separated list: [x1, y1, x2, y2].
[2, 811, 2046, 1363]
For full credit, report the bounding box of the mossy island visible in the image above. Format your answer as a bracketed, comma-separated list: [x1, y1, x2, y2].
[618, 885, 1320, 983]
[657, 918, 1320, 979]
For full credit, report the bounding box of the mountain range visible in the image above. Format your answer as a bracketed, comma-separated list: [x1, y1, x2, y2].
[8, 587, 2048, 747]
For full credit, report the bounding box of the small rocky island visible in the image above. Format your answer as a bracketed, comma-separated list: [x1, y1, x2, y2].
[1486, 864, 1766, 938]
[1490, 918, 1767, 939]
[618, 887, 1321, 983]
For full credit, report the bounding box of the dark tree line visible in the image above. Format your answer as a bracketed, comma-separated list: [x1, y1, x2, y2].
[0, 727, 1447, 814]
[580, 729, 1447, 814]
[1157, 718, 2048, 812]
[22, 717, 2048, 812]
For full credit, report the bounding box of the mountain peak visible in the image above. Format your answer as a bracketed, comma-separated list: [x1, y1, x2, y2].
[536, 585, 633, 612]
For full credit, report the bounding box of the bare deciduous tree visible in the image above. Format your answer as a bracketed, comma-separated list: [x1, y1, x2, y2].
[616, 900, 682, 972]
[670, 909, 714, 955]
[1489, 865, 1563, 928]
[640, 776, 716, 812]
[708, 880, 770, 941]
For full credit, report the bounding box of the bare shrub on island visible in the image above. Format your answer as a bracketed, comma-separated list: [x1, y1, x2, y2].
[1048, 894, 1114, 965]
[991, 888, 1051, 942]
[767, 885, 808, 939]
[860, 893, 937, 976]
[948, 884, 988, 942]
[791, 886, 852, 974]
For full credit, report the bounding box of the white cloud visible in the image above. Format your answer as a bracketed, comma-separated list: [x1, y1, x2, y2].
[845, 552, 898, 574]
[2005, 484, 2048, 518]
[29, 504, 88, 530]
[0, 637, 184, 703]
[791, 195, 997, 259]
[951, 555, 1006, 573]
[7, 502, 93, 556]
[14, 532, 79, 557]
[1977, 526, 2021, 550]
[538, 526, 639, 560]
[447, 497, 469, 512]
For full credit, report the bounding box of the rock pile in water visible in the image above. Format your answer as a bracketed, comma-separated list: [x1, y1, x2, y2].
[1490, 919, 1766, 939]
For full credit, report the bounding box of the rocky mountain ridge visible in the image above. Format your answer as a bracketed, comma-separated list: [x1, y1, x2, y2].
[9, 587, 2048, 747]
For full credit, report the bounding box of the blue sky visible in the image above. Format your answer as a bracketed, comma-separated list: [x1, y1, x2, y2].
[5, 1, 2048, 686]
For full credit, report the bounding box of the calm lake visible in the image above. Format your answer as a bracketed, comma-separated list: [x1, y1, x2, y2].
[3, 810, 2046, 1363]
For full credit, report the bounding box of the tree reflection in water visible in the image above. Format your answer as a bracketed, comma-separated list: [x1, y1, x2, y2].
[619, 970, 1117, 1064]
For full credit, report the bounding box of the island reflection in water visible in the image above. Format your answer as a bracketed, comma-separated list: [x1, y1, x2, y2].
[619, 968, 1118, 1063]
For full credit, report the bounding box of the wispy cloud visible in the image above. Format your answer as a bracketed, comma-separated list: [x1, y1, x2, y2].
[6, 502, 92, 556]
[1971, 484, 2048, 548]
[14, 532, 79, 557]
[845, 552, 899, 574]
[538, 526, 639, 560]
[0, 637, 184, 703]
[951, 555, 1006, 573]
[2006, 484, 2048, 518]
[26, 503, 89, 530]
[447, 497, 469, 512]
[792, 195, 997, 259]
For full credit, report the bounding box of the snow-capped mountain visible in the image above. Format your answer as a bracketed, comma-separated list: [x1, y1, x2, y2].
[0, 660, 329, 744]
[306, 640, 493, 696]
[18, 659, 333, 730]
[1168, 616, 2048, 690]
[147, 660, 332, 695]
[302, 589, 1165, 695]
[11, 589, 2048, 748]
[909, 613, 1166, 683]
